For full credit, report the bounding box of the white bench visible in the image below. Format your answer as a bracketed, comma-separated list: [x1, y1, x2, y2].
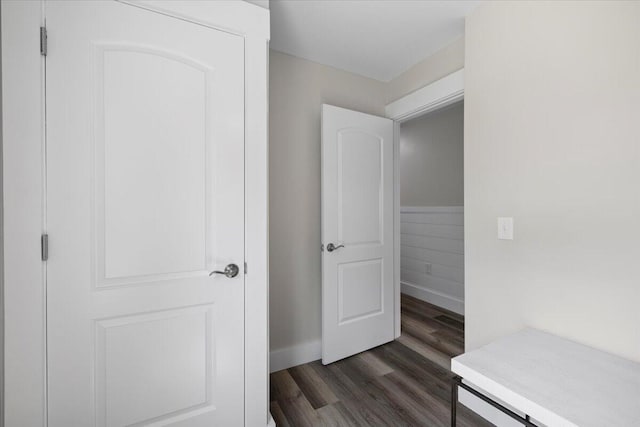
[451, 328, 640, 426]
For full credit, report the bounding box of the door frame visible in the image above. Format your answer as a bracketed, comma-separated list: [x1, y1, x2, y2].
[384, 69, 465, 337]
[0, 1, 270, 426]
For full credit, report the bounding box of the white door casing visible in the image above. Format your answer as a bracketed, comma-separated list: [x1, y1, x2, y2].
[385, 69, 465, 338]
[46, 2, 244, 425]
[321, 104, 395, 365]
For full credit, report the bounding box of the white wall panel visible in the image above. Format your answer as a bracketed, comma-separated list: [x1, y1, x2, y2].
[401, 206, 464, 314]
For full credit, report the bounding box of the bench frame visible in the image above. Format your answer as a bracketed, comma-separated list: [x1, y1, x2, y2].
[451, 375, 538, 427]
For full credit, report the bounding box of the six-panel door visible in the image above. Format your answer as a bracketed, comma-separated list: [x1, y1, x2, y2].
[46, 2, 245, 425]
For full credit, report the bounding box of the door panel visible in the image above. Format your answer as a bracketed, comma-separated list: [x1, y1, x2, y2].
[95, 305, 213, 427]
[322, 105, 394, 364]
[338, 259, 384, 323]
[337, 129, 383, 245]
[46, 2, 244, 426]
[98, 44, 212, 282]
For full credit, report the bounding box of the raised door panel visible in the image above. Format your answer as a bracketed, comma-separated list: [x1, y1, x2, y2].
[96, 44, 214, 286]
[95, 306, 215, 427]
[337, 130, 383, 246]
[338, 259, 384, 324]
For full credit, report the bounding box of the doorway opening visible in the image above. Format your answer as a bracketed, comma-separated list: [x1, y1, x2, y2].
[398, 100, 466, 368]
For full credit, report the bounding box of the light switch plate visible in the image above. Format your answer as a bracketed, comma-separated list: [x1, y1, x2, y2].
[497, 217, 514, 240]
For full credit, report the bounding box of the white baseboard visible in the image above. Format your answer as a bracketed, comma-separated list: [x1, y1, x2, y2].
[267, 412, 276, 427]
[401, 281, 464, 315]
[270, 339, 321, 373]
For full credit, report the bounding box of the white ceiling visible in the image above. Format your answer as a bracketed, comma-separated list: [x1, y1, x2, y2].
[269, 0, 480, 82]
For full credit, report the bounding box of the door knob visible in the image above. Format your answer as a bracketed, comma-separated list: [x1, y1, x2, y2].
[209, 263, 239, 278]
[326, 243, 345, 253]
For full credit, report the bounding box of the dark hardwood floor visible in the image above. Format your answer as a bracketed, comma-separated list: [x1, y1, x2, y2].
[270, 294, 492, 426]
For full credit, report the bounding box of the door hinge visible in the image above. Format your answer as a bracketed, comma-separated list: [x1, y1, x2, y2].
[40, 26, 47, 56]
[41, 234, 49, 261]
[244, 262, 248, 275]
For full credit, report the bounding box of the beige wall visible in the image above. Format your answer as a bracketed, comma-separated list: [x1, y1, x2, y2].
[465, 1, 640, 361]
[244, 0, 269, 9]
[400, 102, 464, 207]
[269, 50, 387, 351]
[387, 36, 464, 103]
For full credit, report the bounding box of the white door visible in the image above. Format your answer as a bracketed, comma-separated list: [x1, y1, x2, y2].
[321, 105, 395, 364]
[46, 2, 245, 426]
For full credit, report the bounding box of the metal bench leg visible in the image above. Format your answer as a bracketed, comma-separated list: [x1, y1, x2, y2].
[451, 376, 460, 427]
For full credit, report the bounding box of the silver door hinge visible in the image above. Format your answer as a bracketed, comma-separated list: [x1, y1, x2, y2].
[40, 26, 47, 56]
[244, 262, 248, 274]
[41, 234, 49, 261]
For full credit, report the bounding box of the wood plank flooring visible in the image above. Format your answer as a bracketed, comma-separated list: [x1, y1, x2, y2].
[270, 294, 492, 426]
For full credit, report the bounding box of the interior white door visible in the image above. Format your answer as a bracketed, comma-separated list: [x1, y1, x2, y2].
[321, 104, 395, 364]
[46, 2, 245, 426]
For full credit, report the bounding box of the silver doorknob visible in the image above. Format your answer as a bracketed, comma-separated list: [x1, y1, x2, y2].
[209, 263, 239, 278]
[326, 243, 345, 253]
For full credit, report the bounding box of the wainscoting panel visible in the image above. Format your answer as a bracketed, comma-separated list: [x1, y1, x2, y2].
[401, 206, 464, 314]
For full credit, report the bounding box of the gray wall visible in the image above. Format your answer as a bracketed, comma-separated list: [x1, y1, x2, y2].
[269, 50, 387, 352]
[465, 1, 640, 362]
[400, 102, 464, 207]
